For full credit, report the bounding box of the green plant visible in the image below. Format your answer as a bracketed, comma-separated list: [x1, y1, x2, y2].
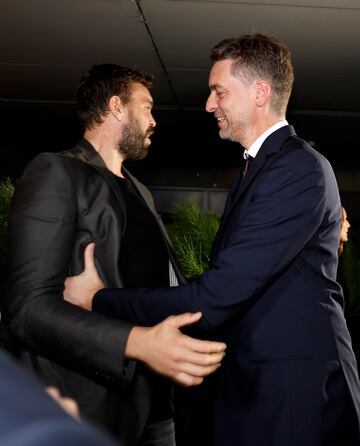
[0, 178, 15, 349]
[167, 201, 220, 279]
[339, 237, 360, 316]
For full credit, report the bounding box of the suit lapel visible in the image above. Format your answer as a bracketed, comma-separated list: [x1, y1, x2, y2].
[75, 139, 128, 217]
[212, 126, 296, 258]
[74, 139, 186, 284]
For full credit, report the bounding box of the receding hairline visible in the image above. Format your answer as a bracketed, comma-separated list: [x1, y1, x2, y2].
[126, 81, 154, 105]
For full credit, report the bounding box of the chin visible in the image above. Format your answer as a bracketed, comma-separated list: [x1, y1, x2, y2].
[220, 131, 237, 143]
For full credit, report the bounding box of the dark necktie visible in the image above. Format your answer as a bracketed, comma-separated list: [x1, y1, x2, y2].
[226, 155, 254, 209]
[241, 155, 253, 179]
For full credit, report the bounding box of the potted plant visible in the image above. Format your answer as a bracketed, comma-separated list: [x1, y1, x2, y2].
[166, 200, 220, 279]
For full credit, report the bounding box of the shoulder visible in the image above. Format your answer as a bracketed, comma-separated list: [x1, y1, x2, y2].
[23, 148, 90, 175]
[12, 151, 84, 209]
[283, 136, 332, 170]
[256, 136, 336, 199]
[266, 135, 335, 187]
[18, 147, 101, 191]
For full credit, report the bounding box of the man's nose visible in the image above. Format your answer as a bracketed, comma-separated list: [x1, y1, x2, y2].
[150, 114, 156, 127]
[205, 92, 217, 113]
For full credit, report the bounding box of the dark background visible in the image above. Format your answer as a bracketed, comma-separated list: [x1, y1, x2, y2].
[1, 101, 359, 177]
[1, 1, 360, 239]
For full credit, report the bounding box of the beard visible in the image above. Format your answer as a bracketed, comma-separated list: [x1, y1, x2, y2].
[117, 113, 153, 161]
[219, 125, 238, 142]
[218, 111, 249, 144]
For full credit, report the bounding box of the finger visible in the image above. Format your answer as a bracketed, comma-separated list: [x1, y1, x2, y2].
[168, 312, 202, 329]
[177, 349, 225, 367]
[174, 372, 204, 387]
[179, 362, 221, 378]
[181, 335, 226, 353]
[84, 242, 96, 272]
[170, 348, 224, 367]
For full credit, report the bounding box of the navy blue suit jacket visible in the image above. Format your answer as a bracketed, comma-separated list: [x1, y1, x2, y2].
[94, 126, 360, 445]
[0, 350, 117, 446]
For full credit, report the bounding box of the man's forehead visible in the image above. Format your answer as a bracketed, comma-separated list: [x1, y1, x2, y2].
[130, 82, 153, 103]
[208, 60, 233, 85]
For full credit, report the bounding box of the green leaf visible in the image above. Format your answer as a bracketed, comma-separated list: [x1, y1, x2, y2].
[167, 200, 220, 279]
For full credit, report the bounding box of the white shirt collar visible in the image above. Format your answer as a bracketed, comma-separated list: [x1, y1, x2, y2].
[243, 120, 288, 160]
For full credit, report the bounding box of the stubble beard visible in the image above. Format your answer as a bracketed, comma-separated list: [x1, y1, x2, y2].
[219, 125, 238, 142]
[117, 116, 151, 161]
[219, 111, 247, 144]
[219, 120, 240, 143]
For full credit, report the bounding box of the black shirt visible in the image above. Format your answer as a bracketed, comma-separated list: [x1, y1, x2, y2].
[114, 174, 173, 423]
[115, 176, 170, 288]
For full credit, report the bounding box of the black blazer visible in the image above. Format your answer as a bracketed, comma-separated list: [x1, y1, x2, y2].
[92, 127, 360, 445]
[8, 139, 184, 445]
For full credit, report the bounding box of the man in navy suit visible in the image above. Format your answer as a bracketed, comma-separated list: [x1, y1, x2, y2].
[64, 34, 360, 445]
[0, 350, 118, 446]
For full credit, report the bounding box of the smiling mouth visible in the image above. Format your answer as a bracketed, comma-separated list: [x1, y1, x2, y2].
[215, 116, 226, 125]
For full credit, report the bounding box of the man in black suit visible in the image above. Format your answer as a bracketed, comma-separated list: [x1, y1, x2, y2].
[0, 349, 118, 446]
[8, 64, 226, 446]
[64, 36, 360, 445]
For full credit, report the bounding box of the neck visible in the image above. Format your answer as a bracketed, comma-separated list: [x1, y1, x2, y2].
[242, 113, 285, 149]
[84, 128, 125, 177]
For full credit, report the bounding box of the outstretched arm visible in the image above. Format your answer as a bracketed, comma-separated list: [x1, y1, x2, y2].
[64, 244, 226, 386]
[64, 149, 330, 333]
[125, 312, 225, 387]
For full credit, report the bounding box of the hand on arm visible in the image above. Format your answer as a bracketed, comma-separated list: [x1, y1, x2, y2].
[63, 243, 104, 310]
[125, 312, 226, 387]
[63, 244, 226, 387]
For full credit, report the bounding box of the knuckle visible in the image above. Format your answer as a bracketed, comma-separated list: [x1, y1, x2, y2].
[171, 351, 181, 362]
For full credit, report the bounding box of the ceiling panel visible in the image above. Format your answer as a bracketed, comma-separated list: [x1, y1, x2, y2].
[167, 0, 360, 8]
[0, 0, 174, 102]
[143, 0, 360, 111]
[1, 0, 150, 65]
[0, 0, 359, 113]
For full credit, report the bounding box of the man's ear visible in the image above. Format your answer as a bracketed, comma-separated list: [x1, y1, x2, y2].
[109, 95, 124, 120]
[255, 80, 271, 107]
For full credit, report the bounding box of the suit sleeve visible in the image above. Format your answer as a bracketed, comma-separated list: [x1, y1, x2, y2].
[9, 153, 135, 383]
[93, 148, 332, 332]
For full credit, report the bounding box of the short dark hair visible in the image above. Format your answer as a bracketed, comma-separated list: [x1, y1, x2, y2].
[77, 64, 153, 130]
[210, 33, 294, 114]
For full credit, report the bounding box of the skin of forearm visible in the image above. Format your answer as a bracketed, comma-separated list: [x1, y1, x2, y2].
[124, 326, 149, 361]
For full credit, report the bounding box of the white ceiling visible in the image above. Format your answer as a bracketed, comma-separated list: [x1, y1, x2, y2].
[1, 0, 360, 115]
